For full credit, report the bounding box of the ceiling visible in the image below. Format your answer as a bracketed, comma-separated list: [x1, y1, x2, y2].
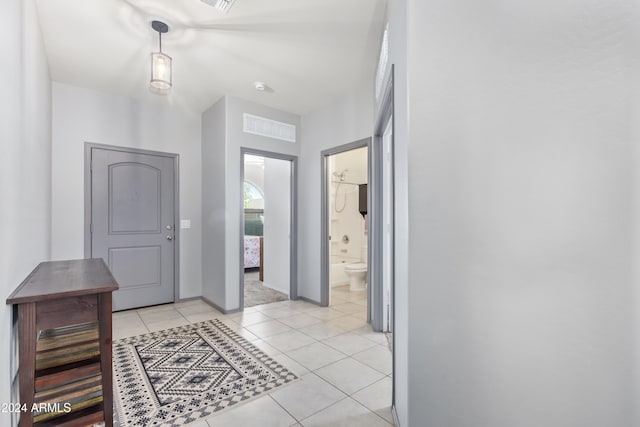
[35, 0, 387, 115]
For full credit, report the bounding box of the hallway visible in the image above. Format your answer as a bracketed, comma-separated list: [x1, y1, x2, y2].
[113, 287, 393, 426]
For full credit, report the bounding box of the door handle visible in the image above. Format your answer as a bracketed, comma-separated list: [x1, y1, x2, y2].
[166, 235, 173, 241]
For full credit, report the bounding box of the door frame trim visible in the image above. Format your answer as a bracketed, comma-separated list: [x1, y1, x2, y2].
[239, 148, 299, 311]
[84, 142, 181, 303]
[375, 64, 396, 411]
[320, 138, 372, 310]
[372, 66, 395, 333]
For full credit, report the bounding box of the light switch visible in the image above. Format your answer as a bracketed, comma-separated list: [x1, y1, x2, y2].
[180, 219, 191, 229]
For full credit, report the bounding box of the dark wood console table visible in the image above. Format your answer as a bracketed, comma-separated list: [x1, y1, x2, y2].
[7, 259, 119, 426]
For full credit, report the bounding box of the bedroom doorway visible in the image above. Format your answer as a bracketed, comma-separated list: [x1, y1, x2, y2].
[240, 149, 298, 310]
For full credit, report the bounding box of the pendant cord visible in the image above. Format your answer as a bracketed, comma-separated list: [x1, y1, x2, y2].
[159, 31, 162, 53]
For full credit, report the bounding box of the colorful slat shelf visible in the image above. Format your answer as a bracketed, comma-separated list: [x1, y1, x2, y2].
[6, 259, 119, 426]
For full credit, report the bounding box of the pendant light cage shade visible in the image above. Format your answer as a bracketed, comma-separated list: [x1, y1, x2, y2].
[149, 21, 171, 92]
[150, 51, 172, 90]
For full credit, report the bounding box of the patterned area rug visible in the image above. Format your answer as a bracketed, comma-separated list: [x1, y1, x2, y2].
[113, 319, 298, 426]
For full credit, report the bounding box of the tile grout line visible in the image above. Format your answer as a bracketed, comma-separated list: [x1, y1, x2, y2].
[266, 393, 302, 424]
[280, 372, 353, 423]
[296, 392, 393, 426]
[134, 310, 149, 333]
[295, 395, 353, 425]
[136, 308, 190, 332]
[114, 291, 389, 425]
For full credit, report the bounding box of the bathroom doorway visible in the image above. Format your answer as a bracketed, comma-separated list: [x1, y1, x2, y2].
[239, 149, 298, 310]
[321, 140, 372, 318]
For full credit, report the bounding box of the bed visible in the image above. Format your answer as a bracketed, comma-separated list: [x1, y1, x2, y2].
[244, 216, 264, 280]
[244, 235, 263, 281]
[244, 235, 261, 269]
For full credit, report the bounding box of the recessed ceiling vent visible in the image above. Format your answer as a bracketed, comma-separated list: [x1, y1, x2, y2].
[243, 113, 296, 143]
[200, 0, 236, 13]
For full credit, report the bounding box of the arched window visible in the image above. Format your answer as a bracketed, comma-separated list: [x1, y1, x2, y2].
[244, 181, 264, 209]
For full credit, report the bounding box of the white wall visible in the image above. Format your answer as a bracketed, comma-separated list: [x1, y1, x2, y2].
[384, 0, 409, 424]
[201, 96, 300, 311]
[51, 83, 203, 299]
[225, 97, 299, 309]
[634, 17, 640, 423]
[244, 163, 265, 203]
[299, 82, 373, 302]
[263, 157, 291, 295]
[403, 0, 636, 426]
[202, 98, 227, 306]
[0, 0, 52, 421]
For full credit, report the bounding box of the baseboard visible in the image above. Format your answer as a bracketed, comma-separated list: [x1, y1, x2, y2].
[392, 404, 400, 427]
[202, 294, 322, 312]
[296, 296, 323, 306]
[176, 296, 201, 303]
[201, 296, 241, 314]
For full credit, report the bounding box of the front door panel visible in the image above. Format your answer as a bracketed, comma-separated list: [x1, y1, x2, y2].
[91, 148, 175, 311]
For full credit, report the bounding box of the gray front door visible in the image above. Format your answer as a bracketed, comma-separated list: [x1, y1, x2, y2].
[90, 147, 176, 311]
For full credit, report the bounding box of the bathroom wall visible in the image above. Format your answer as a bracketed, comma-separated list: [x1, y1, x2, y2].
[330, 185, 364, 260]
[334, 147, 368, 184]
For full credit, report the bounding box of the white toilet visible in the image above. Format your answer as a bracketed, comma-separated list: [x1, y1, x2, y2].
[344, 263, 367, 291]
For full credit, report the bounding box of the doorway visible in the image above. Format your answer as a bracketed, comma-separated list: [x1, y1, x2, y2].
[84, 143, 179, 311]
[239, 149, 298, 310]
[321, 139, 371, 315]
[325, 146, 369, 307]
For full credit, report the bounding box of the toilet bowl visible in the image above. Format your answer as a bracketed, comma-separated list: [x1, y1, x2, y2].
[344, 263, 367, 291]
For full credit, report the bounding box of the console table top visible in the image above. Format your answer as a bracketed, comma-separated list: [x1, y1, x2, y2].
[6, 259, 119, 304]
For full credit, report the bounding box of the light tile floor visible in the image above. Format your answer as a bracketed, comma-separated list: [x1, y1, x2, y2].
[112, 285, 394, 426]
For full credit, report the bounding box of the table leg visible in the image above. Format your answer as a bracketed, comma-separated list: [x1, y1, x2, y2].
[17, 303, 36, 427]
[98, 293, 113, 426]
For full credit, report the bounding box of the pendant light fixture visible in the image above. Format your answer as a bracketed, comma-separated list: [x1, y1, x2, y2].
[150, 20, 172, 92]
